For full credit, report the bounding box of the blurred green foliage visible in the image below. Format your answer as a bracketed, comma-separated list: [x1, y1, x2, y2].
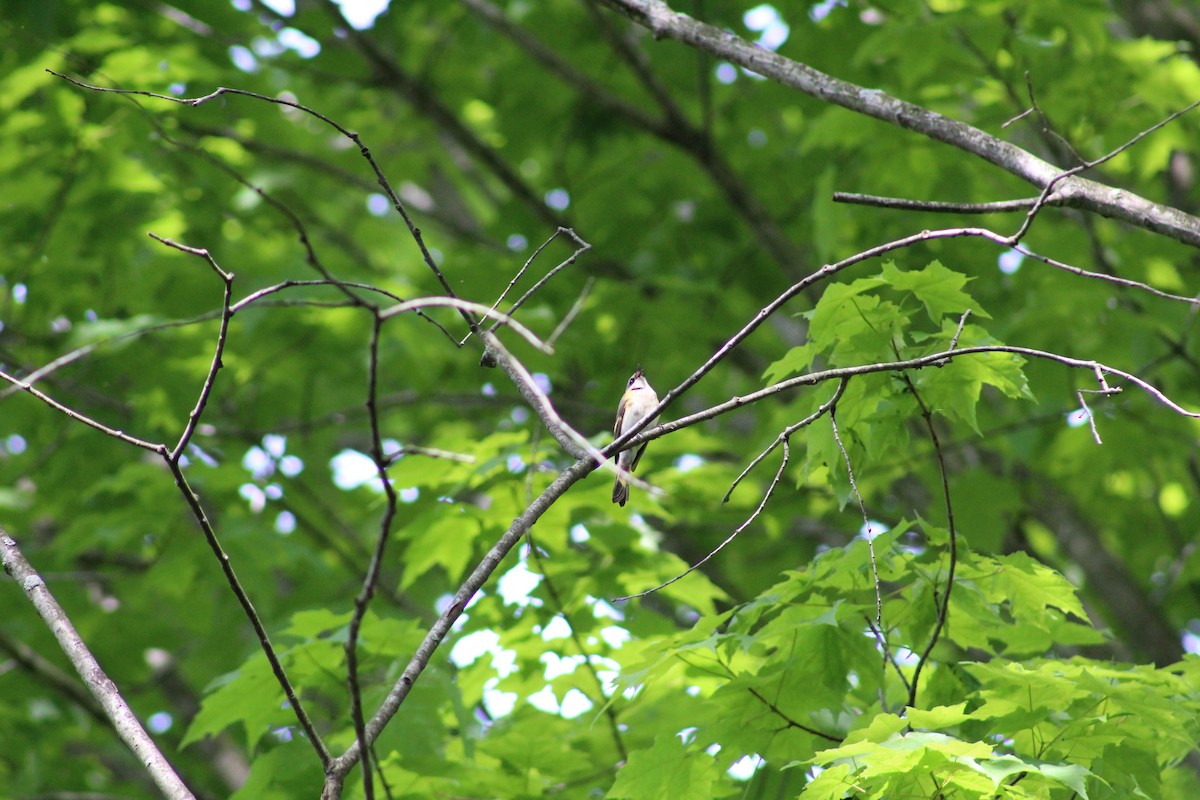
[1, 0, 1199, 797]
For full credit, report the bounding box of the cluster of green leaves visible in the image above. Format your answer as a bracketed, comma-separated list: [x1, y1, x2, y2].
[765, 260, 1034, 503]
[2, 0, 1200, 798]
[605, 526, 1199, 799]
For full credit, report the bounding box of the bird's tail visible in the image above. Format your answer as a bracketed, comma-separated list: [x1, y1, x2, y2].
[612, 476, 628, 507]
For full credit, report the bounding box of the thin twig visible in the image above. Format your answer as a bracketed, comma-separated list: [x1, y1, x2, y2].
[900, 375, 959, 710]
[1008, 97, 1200, 245]
[746, 687, 841, 742]
[525, 539, 628, 761]
[1008, 244, 1200, 305]
[460, 227, 591, 345]
[384, 444, 477, 465]
[863, 616, 911, 695]
[546, 276, 596, 349]
[381, 298, 552, 353]
[47, 69, 479, 334]
[491, 228, 591, 331]
[346, 315, 401, 800]
[330, 459, 596, 778]
[149, 236, 235, 463]
[613, 440, 790, 602]
[0, 369, 163, 452]
[608, 216, 1200, 488]
[461, 227, 565, 345]
[632, 343, 1200, 457]
[723, 379, 847, 502]
[231, 280, 401, 313]
[1075, 391, 1101, 444]
[829, 406, 885, 664]
[165, 461, 332, 765]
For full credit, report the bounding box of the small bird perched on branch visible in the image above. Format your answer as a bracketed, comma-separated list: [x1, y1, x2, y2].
[612, 368, 658, 506]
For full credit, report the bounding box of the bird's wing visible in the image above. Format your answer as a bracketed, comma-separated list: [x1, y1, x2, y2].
[628, 442, 648, 473]
[614, 394, 628, 438]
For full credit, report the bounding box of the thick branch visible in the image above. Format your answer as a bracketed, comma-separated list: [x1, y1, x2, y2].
[600, 0, 1200, 247]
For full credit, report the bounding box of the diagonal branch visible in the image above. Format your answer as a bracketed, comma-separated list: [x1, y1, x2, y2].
[322, 458, 595, 798]
[599, 0, 1200, 247]
[1, 527, 196, 800]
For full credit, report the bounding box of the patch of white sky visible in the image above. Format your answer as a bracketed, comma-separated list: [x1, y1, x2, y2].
[253, 0, 388, 30]
[227, 0, 388, 71]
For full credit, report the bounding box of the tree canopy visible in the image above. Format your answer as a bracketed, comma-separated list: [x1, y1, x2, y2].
[2, 1, 1200, 798]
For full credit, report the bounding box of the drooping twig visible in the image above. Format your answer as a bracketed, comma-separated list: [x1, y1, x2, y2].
[723, 379, 847, 501]
[829, 406, 886, 669]
[829, 402, 910, 707]
[900, 374, 959, 710]
[746, 687, 841, 743]
[613, 439, 790, 602]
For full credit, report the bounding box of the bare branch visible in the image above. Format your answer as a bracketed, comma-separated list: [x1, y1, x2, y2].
[381, 297, 553, 353]
[148, 236, 235, 463]
[833, 193, 1039, 214]
[165, 462, 332, 766]
[345, 315, 399, 800]
[462, 227, 592, 348]
[746, 687, 841, 743]
[614, 439, 790, 602]
[490, 228, 591, 332]
[900, 375, 960, 710]
[324, 459, 595, 794]
[1, 528, 196, 800]
[631, 342, 1200, 456]
[47, 69, 478, 332]
[478, 330, 598, 461]
[384, 444, 477, 465]
[0, 369, 164, 453]
[723, 379, 847, 502]
[546, 276, 596, 349]
[597, 1, 1200, 247]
